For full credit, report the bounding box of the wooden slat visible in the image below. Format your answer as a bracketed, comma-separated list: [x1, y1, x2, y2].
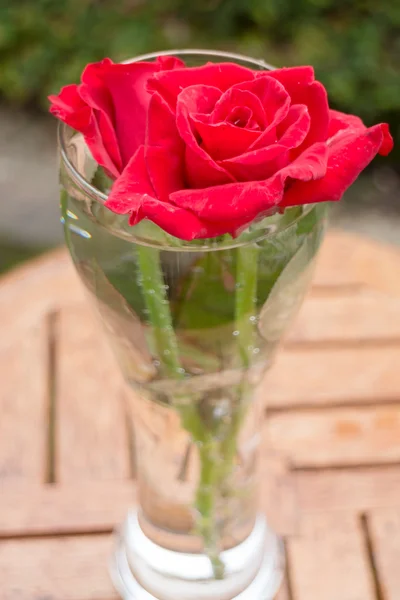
[0, 534, 117, 600]
[313, 230, 400, 293]
[265, 345, 400, 408]
[267, 405, 400, 468]
[0, 249, 84, 350]
[56, 306, 130, 482]
[287, 514, 375, 600]
[368, 508, 400, 600]
[0, 482, 135, 537]
[0, 322, 48, 483]
[295, 467, 400, 513]
[313, 230, 368, 288]
[288, 291, 400, 343]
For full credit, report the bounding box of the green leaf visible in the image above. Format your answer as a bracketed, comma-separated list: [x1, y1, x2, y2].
[91, 165, 113, 193]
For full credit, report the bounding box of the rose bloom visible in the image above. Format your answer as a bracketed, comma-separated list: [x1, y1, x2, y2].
[49, 56, 393, 240]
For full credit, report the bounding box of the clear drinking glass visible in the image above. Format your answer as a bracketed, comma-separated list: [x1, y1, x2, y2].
[58, 49, 328, 600]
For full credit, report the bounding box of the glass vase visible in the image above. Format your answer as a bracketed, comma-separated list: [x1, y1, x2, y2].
[58, 49, 328, 600]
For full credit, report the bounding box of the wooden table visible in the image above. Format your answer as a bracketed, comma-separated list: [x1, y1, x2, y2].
[1, 230, 400, 600]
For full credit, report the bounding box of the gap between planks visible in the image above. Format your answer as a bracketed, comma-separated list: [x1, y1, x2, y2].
[286, 513, 377, 600]
[367, 508, 400, 600]
[45, 309, 58, 484]
[360, 514, 386, 600]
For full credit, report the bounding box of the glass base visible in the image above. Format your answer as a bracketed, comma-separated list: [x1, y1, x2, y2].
[111, 511, 284, 600]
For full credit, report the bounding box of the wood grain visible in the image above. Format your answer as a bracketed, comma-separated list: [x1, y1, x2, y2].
[0, 249, 84, 350]
[368, 508, 400, 600]
[0, 481, 135, 537]
[267, 405, 400, 468]
[295, 467, 400, 513]
[288, 291, 400, 343]
[0, 321, 48, 483]
[56, 305, 130, 482]
[314, 230, 400, 293]
[287, 514, 375, 600]
[0, 534, 117, 600]
[265, 345, 400, 408]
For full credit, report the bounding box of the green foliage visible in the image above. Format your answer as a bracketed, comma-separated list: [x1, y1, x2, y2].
[0, 0, 398, 157]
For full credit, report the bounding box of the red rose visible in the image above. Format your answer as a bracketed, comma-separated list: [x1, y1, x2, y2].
[49, 57, 393, 240]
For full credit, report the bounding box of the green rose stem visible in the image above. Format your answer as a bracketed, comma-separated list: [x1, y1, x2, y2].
[234, 243, 260, 369]
[136, 244, 182, 375]
[216, 243, 260, 504]
[136, 242, 224, 578]
[180, 243, 260, 577]
[188, 243, 260, 570]
[227, 243, 260, 459]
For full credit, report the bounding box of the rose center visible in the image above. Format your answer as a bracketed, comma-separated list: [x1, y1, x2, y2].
[226, 105, 257, 129]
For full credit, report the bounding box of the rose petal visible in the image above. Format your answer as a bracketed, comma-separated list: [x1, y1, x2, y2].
[220, 104, 313, 181]
[262, 66, 315, 92]
[136, 198, 253, 240]
[77, 59, 124, 175]
[104, 145, 211, 239]
[328, 109, 365, 137]
[328, 110, 393, 156]
[105, 146, 155, 215]
[225, 106, 254, 128]
[176, 83, 221, 115]
[104, 142, 252, 240]
[49, 84, 91, 128]
[171, 178, 283, 223]
[176, 85, 235, 188]
[281, 123, 393, 207]
[192, 118, 260, 161]
[49, 82, 121, 178]
[132, 197, 212, 240]
[106, 142, 328, 240]
[232, 77, 291, 150]
[293, 81, 329, 150]
[145, 93, 185, 201]
[234, 76, 291, 123]
[281, 141, 328, 182]
[210, 87, 267, 128]
[155, 55, 186, 70]
[170, 143, 328, 222]
[220, 144, 289, 181]
[80, 56, 185, 168]
[378, 123, 394, 156]
[91, 61, 161, 166]
[277, 104, 311, 149]
[148, 62, 255, 108]
[261, 67, 329, 151]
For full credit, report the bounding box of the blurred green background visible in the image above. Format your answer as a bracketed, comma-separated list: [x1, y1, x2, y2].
[0, 0, 399, 273]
